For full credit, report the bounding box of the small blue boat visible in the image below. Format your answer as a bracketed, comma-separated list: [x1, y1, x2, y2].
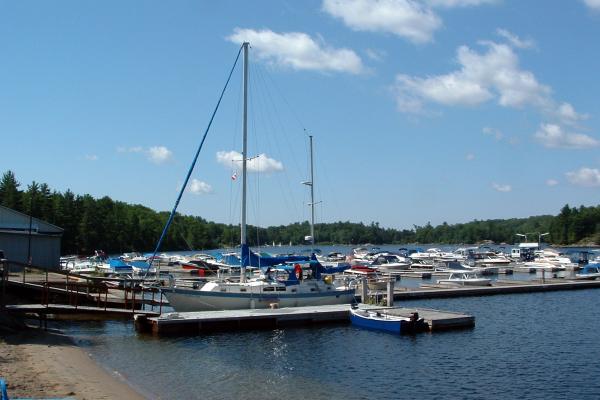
[575, 263, 600, 280]
[350, 307, 429, 334]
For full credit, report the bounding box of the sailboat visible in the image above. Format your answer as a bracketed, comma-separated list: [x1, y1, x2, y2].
[163, 42, 355, 311]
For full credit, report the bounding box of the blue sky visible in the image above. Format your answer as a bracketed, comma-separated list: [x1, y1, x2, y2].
[2, 0, 600, 230]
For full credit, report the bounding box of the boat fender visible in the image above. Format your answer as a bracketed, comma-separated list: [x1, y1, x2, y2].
[294, 264, 302, 279]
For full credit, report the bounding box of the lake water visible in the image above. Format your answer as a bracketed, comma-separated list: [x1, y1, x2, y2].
[59, 288, 600, 400]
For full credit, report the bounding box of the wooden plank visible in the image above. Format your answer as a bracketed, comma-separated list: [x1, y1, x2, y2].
[5, 303, 160, 317]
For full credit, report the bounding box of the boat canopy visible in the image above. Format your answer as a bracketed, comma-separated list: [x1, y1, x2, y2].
[239, 244, 309, 268]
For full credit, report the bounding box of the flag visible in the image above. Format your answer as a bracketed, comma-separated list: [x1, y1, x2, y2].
[231, 171, 237, 181]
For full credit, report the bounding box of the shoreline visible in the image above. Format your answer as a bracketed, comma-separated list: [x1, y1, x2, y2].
[0, 325, 148, 400]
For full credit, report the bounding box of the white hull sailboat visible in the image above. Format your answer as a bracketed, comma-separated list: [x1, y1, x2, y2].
[163, 43, 354, 311]
[166, 280, 354, 312]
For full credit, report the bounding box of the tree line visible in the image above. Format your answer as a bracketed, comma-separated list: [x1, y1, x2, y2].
[0, 170, 598, 255]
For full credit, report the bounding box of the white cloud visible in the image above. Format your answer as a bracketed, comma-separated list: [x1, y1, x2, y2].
[483, 126, 504, 141]
[84, 154, 98, 161]
[117, 145, 174, 164]
[546, 179, 559, 186]
[483, 126, 519, 146]
[465, 153, 475, 161]
[534, 123, 599, 149]
[557, 102, 588, 124]
[496, 28, 535, 49]
[227, 28, 365, 74]
[393, 40, 586, 123]
[147, 146, 173, 164]
[566, 167, 600, 187]
[427, 0, 497, 7]
[583, 0, 600, 11]
[117, 146, 143, 153]
[189, 179, 213, 195]
[492, 183, 512, 192]
[216, 150, 284, 173]
[365, 48, 386, 62]
[322, 0, 442, 44]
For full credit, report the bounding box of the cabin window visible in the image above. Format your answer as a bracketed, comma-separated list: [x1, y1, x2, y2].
[240, 288, 247, 292]
[310, 288, 316, 292]
[220, 289, 226, 292]
[291, 289, 297, 293]
[263, 287, 275, 292]
[327, 287, 332, 290]
[276, 287, 286, 291]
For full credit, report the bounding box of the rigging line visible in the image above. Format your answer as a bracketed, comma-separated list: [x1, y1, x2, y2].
[262, 63, 307, 133]
[144, 45, 243, 279]
[252, 65, 301, 221]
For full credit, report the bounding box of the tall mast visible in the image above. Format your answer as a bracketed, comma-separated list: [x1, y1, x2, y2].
[309, 135, 315, 251]
[240, 42, 249, 282]
[303, 135, 316, 254]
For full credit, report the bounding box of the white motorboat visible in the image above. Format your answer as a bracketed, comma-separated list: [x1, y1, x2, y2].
[533, 249, 577, 269]
[410, 248, 463, 262]
[370, 253, 411, 271]
[437, 272, 491, 287]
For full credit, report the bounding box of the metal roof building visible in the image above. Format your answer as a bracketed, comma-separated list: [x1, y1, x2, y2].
[0, 205, 63, 269]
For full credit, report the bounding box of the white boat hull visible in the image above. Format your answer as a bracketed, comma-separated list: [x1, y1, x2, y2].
[437, 278, 491, 286]
[163, 287, 355, 312]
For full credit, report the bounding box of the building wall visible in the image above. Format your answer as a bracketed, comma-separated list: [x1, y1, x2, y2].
[0, 231, 62, 269]
[0, 205, 63, 269]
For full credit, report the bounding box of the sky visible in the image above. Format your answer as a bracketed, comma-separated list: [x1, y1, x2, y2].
[1, 0, 600, 230]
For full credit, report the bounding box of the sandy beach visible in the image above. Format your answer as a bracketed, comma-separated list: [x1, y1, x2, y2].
[0, 325, 147, 400]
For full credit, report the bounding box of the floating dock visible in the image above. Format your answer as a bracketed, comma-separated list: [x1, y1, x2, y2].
[134, 304, 474, 336]
[387, 278, 600, 301]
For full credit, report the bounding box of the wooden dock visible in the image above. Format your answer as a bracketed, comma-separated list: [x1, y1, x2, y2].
[388, 278, 600, 300]
[134, 304, 474, 336]
[5, 303, 160, 319]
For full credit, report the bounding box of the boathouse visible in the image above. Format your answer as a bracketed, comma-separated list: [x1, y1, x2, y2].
[0, 205, 63, 268]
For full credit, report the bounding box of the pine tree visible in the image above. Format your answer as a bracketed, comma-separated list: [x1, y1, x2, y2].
[0, 170, 23, 211]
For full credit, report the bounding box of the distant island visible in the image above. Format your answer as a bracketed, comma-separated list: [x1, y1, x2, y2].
[1, 170, 598, 254]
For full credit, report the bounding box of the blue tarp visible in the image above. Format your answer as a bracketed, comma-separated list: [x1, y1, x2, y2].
[239, 244, 309, 268]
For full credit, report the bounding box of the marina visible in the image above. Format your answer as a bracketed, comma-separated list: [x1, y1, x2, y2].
[2, 3, 600, 398]
[51, 288, 600, 400]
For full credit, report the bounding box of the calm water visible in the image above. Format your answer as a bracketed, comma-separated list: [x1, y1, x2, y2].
[59, 289, 600, 400]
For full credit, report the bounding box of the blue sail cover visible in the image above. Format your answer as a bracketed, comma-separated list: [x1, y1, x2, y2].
[239, 244, 309, 268]
[109, 258, 151, 271]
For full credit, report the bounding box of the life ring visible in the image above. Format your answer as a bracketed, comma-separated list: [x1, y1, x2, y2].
[294, 264, 302, 279]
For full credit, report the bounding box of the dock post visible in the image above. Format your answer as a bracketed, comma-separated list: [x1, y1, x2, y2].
[361, 277, 368, 304]
[387, 278, 394, 307]
[0, 257, 6, 311]
[542, 269, 545, 283]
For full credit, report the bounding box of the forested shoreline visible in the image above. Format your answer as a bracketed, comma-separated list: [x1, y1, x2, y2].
[1, 170, 598, 254]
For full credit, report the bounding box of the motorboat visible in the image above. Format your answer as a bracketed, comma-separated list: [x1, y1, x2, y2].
[369, 253, 411, 271]
[533, 249, 577, 269]
[437, 272, 491, 286]
[410, 248, 463, 262]
[179, 253, 223, 274]
[340, 268, 390, 291]
[574, 263, 600, 280]
[469, 251, 512, 266]
[350, 307, 429, 334]
[316, 252, 347, 263]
